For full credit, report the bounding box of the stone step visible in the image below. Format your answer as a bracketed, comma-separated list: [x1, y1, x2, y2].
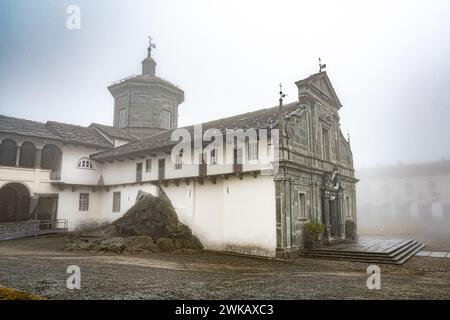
[395, 243, 426, 265]
[304, 239, 416, 259]
[302, 240, 426, 265]
[303, 251, 402, 263]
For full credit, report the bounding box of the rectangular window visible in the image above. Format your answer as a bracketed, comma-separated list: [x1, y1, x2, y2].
[118, 108, 127, 128]
[145, 159, 152, 172]
[248, 141, 258, 161]
[136, 162, 143, 182]
[175, 150, 183, 170]
[113, 192, 121, 213]
[322, 128, 330, 161]
[79, 193, 89, 211]
[210, 148, 217, 165]
[299, 193, 306, 219]
[160, 110, 171, 130]
[158, 159, 165, 179]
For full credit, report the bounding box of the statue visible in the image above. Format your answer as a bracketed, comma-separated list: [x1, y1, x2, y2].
[324, 166, 340, 194]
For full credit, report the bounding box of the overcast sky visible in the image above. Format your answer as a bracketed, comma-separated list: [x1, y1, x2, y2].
[0, 0, 449, 168]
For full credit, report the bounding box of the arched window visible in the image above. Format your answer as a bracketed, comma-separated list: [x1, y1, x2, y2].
[0, 139, 17, 166]
[41, 144, 62, 172]
[76, 158, 94, 169]
[19, 142, 36, 168]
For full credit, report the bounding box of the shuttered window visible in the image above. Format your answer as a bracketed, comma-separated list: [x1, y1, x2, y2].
[79, 193, 89, 211]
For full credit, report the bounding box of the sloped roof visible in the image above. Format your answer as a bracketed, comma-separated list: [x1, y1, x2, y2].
[0, 115, 61, 140]
[108, 74, 184, 104]
[46, 121, 113, 149]
[0, 114, 119, 149]
[90, 123, 139, 141]
[91, 102, 300, 161]
[109, 74, 182, 91]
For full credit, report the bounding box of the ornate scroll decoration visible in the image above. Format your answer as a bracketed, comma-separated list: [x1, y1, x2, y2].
[323, 166, 341, 200]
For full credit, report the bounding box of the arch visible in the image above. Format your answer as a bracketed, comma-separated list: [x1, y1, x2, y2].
[76, 157, 94, 169]
[19, 141, 36, 168]
[0, 183, 31, 222]
[0, 139, 17, 166]
[41, 144, 62, 172]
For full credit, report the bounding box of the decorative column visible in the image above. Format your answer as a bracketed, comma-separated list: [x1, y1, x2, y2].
[34, 149, 42, 169]
[338, 192, 345, 237]
[29, 195, 39, 220]
[15, 146, 21, 166]
[275, 179, 285, 255]
[322, 190, 331, 242]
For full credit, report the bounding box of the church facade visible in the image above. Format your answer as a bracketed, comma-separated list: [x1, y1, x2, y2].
[0, 41, 357, 257]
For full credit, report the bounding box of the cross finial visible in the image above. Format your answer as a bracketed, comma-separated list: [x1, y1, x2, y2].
[279, 83, 286, 103]
[147, 35, 156, 57]
[319, 57, 326, 72]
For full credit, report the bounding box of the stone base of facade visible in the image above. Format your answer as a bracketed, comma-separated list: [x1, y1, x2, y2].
[275, 246, 302, 259]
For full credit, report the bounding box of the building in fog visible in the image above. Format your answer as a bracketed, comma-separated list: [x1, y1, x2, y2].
[357, 161, 450, 235]
[0, 40, 357, 257]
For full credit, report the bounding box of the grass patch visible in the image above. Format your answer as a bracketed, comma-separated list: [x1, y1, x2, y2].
[0, 286, 46, 300]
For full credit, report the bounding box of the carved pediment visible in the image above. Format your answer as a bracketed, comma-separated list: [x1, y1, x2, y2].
[296, 72, 342, 109]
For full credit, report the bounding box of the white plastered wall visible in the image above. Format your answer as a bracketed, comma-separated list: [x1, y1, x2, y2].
[162, 174, 277, 256]
[58, 184, 158, 230]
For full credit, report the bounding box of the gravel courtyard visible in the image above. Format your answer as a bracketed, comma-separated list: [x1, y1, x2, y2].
[0, 235, 448, 300]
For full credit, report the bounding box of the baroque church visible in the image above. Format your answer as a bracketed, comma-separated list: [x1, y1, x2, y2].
[0, 40, 357, 257]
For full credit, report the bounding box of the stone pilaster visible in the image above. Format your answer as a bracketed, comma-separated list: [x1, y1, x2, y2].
[34, 149, 42, 169]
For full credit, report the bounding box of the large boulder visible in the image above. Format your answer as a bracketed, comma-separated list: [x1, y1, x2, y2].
[64, 188, 203, 253]
[113, 189, 194, 240]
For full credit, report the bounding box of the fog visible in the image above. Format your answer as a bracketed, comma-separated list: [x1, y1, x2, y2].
[0, 0, 449, 169]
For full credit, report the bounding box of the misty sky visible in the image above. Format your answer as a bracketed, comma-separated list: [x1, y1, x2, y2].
[0, 0, 449, 168]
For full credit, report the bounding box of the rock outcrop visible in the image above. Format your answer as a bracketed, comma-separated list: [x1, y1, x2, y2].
[64, 188, 203, 253]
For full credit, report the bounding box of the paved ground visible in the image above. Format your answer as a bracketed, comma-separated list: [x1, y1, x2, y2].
[0, 235, 449, 300]
[416, 251, 450, 258]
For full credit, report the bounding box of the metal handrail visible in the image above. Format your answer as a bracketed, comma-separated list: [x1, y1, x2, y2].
[38, 219, 68, 230]
[0, 219, 68, 235]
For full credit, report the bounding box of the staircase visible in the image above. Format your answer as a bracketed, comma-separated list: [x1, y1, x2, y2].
[302, 238, 425, 265]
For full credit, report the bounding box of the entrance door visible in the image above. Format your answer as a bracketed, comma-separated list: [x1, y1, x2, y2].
[329, 198, 341, 237]
[158, 159, 165, 180]
[0, 183, 30, 222]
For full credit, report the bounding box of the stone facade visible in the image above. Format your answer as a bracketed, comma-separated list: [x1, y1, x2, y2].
[275, 72, 357, 257]
[0, 40, 358, 258]
[109, 42, 184, 138]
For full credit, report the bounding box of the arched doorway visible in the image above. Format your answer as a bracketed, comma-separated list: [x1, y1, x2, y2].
[0, 183, 31, 222]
